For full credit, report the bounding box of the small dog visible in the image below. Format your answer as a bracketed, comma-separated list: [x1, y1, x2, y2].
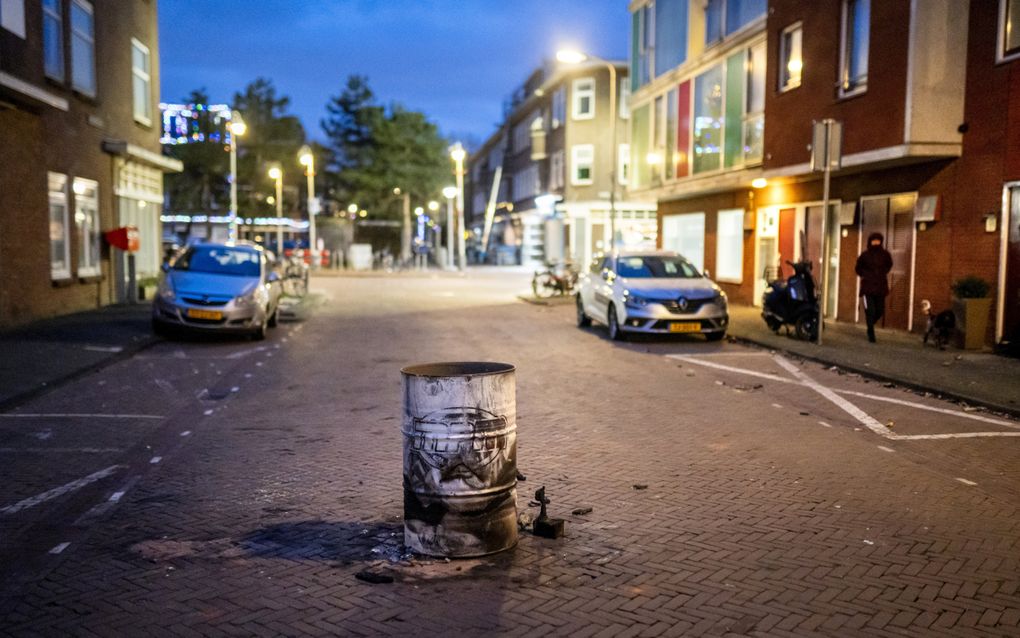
[921, 299, 955, 350]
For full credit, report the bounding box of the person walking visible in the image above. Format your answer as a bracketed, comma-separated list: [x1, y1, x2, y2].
[855, 232, 893, 343]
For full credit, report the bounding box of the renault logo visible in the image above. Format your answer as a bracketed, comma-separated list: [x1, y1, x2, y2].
[677, 297, 688, 311]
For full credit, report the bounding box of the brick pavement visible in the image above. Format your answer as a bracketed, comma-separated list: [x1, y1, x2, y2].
[1, 273, 1019, 636]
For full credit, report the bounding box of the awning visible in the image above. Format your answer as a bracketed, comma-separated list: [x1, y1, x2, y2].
[102, 139, 183, 173]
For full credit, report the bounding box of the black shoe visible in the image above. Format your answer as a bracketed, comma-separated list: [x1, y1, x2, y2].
[867, 328, 876, 343]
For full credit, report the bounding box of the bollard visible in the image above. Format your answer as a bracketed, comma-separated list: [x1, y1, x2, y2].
[401, 362, 518, 557]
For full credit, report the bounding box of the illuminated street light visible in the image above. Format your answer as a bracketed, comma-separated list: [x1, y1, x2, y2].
[414, 206, 424, 217]
[348, 203, 358, 214]
[557, 48, 619, 250]
[450, 142, 466, 270]
[752, 178, 768, 189]
[427, 200, 439, 212]
[442, 186, 457, 269]
[298, 145, 318, 268]
[227, 111, 247, 242]
[267, 163, 283, 254]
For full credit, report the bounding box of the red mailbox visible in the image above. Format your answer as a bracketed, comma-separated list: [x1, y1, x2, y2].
[105, 226, 140, 252]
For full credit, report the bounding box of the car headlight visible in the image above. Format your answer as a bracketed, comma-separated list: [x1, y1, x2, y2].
[157, 281, 175, 301]
[235, 287, 267, 308]
[715, 291, 728, 309]
[624, 293, 650, 309]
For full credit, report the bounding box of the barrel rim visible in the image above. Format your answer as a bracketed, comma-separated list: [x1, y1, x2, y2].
[401, 361, 516, 378]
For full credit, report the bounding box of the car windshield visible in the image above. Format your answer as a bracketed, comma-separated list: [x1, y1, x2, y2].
[616, 256, 700, 279]
[172, 246, 261, 277]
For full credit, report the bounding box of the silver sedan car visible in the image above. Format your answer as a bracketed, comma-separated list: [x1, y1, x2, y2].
[576, 251, 729, 341]
[152, 242, 283, 340]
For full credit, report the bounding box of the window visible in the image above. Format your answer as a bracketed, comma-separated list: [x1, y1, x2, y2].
[73, 177, 100, 277]
[551, 87, 566, 128]
[511, 113, 534, 153]
[632, 3, 655, 89]
[511, 166, 539, 202]
[743, 42, 766, 164]
[665, 88, 678, 179]
[132, 39, 152, 125]
[0, 0, 26, 38]
[693, 64, 724, 173]
[619, 78, 631, 119]
[42, 0, 63, 79]
[653, 94, 666, 182]
[661, 213, 705, 271]
[618, 144, 630, 186]
[70, 0, 96, 96]
[655, 0, 688, 77]
[716, 209, 744, 282]
[779, 23, 802, 91]
[572, 78, 595, 120]
[571, 145, 594, 185]
[550, 150, 565, 190]
[1001, 0, 1020, 61]
[49, 172, 71, 280]
[706, 0, 766, 45]
[840, 0, 870, 95]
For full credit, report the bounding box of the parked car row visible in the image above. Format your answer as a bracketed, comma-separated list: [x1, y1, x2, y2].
[152, 241, 283, 340]
[576, 251, 729, 342]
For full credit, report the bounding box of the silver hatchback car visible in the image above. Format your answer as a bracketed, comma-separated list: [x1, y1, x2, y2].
[152, 242, 283, 340]
[576, 251, 729, 341]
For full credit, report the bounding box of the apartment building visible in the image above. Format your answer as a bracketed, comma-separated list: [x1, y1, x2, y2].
[630, 0, 1020, 349]
[467, 60, 656, 268]
[0, 0, 180, 328]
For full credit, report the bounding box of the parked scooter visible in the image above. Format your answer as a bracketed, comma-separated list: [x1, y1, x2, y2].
[761, 260, 819, 341]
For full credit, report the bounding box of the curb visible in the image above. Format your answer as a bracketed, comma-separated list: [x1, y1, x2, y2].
[0, 335, 162, 414]
[728, 331, 1020, 421]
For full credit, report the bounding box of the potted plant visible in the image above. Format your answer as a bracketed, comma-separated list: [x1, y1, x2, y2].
[951, 275, 992, 350]
[137, 276, 159, 301]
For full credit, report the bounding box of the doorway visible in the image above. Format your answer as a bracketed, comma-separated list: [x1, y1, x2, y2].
[999, 183, 1020, 348]
[859, 194, 916, 331]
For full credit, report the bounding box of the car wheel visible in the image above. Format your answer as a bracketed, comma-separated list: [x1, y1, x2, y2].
[267, 306, 279, 328]
[705, 331, 726, 342]
[252, 318, 268, 341]
[795, 312, 818, 341]
[607, 303, 626, 341]
[576, 295, 592, 327]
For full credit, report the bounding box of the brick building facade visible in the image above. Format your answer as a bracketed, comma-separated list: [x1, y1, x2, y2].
[0, 0, 180, 329]
[629, 0, 1020, 349]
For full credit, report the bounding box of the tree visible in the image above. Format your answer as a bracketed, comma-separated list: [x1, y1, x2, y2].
[232, 78, 307, 216]
[164, 88, 230, 213]
[321, 75, 449, 221]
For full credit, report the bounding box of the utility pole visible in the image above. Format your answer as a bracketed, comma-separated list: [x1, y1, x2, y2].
[398, 188, 412, 266]
[811, 119, 842, 346]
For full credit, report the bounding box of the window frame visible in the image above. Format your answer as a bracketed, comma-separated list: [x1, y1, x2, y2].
[73, 177, 101, 278]
[48, 172, 71, 280]
[743, 41, 766, 165]
[572, 77, 596, 120]
[778, 22, 802, 92]
[131, 38, 152, 126]
[999, 0, 1020, 63]
[70, 0, 96, 97]
[42, 0, 64, 81]
[571, 144, 595, 185]
[838, 0, 870, 98]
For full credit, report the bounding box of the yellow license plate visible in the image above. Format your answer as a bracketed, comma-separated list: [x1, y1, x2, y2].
[669, 322, 701, 333]
[186, 308, 223, 320]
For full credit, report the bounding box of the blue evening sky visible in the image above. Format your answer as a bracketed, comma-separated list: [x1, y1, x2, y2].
[159, 0, 629, 147]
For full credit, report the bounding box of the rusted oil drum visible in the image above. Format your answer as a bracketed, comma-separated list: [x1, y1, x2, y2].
[401, 362, 518, 557]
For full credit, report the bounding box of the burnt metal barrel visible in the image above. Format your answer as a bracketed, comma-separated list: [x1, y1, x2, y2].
[401, 362, 518, 557]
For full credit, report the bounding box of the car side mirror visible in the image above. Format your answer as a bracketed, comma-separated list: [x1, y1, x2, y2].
[703, 269, 711, 278]
[267, 271, 281, 283]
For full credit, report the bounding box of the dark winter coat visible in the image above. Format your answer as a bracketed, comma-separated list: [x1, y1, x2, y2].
[855, 233, 893, 297]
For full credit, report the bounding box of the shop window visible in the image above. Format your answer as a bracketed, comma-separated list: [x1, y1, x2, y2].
[662, 213, 705, 271]
[716, 209, 744, 282]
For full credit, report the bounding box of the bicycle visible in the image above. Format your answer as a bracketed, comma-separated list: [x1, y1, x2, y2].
[532, 261, 579, 298]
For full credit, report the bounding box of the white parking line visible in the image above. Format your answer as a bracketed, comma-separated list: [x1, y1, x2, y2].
[818, 421, 833, 428]
[0, 447, 122, 454]
[773, 356, 890, 437]
[149, 456, 162, 464]
[671, 353, 1020, 437]
[49, 542, 70, 554]
[956, 477, 978, 486]
[0, 465, 121, 515]
[877, 446, 895, 453]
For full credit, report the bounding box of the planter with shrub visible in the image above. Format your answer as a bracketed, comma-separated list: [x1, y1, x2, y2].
[951, 276, 992, 350]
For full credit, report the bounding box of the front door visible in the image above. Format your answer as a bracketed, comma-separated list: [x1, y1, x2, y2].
[859, 195, 915, 331]
[778, 207, 797, 278]
[1002, 185, 1020, 347]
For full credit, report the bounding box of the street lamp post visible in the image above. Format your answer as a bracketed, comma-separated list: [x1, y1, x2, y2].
[267, 164, 283, 255]
[394, 187, 412, 266]
[450, 143, 467, 270]
[227, 111, 247, 243]
[557, 50, 617, 251]
[442, 185, 457, 269]
[298, 145, 317, 269]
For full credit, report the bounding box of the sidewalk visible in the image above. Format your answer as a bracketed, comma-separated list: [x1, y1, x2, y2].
[0, 304, 157, 410]
[726, 303, 1020, 417]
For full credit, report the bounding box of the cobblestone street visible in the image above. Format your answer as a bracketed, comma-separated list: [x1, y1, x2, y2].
[2, 271, 1019, 636]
